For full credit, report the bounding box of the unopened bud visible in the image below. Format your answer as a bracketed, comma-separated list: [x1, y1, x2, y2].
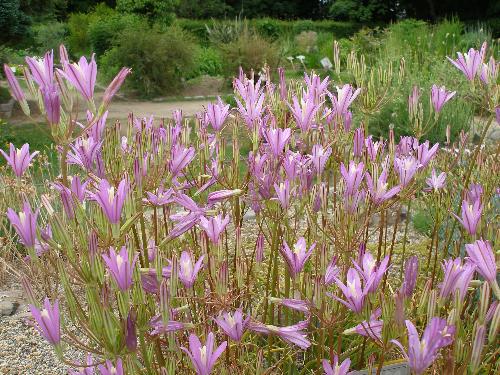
[470, 324, 486, 372]
[488, 303, 500, 344]
[479, 282, 490, 323]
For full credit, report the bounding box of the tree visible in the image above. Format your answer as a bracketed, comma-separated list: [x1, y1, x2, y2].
[0, 0, 30, 44]
[116, 0, 178, 24]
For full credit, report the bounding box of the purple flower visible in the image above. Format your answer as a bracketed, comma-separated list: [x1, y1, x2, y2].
[199, 214, 230, 245]
[322, 355, 351, 375]
[447, 43, 485, 81]
[41, 83, 60, 126]
[102, 67, 131, 107]
[280, 237, 315, 278]
[353, 251, 389, 294]
[68, 354, 95, 375]
[255, 233, 265, 262]
[67, 137, 102, 172]
[452, 199, 482, 236]
[178, 251, 204, 288]
[181, 332, 227, 375]
[311, 144, 332, 175]
[206, 97, 230, 132]
[102, 246, 138, 291]
[340, 161, 364, 197]
[394, 156, 419, 187]
[264, 127, 291, 157]
[26, 51, 54, 88]
[439, 258, 476, 300]
[274, 180, 292, 210]
[425, 169, 446, 192]
[248, 319, 311, 349]
[401, 256, 418, 297]
[97, 359, 123, 375]
[345, 308, 383, 341]
[289, 95, 319, 132]
[353, 127, 364, 157]
[90, 178, 128, 224]
[59, 55, 97, 101]
[466, 183, 483, 204]
[365, 136, 384, 161]
[145, 186, 174, 206]
[214, 309, 250, 341]
[1, 143, 39, 178]
[329, 84, 361, 116]
[417, 141, 439, 168]
[125, 309, 137, 351]
[6, 201, 38, 248]
[324, 256, 340, 286]
[140, 265, 172, 294]
[150, 318, 188, 336]
[332, 268, 370, 313]
[269, 297, 310, 314]
[207, 189, 242, 205]
[480, 56, 498, 84]
[365, 169, 401, 205]
[3, 64, 26, 103]
[234, 78, 265, 129]
[29, 297, 60, 345]
[170, 145, 195, 178]
[392, 318, 455, 375]
[431, 85, 456, 113]
[465, 239, 497, 282]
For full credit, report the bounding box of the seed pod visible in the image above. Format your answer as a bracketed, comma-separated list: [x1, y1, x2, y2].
[427, 290, 437, 323]
[488, 303, 500, 344]
[469, 324, 486, 373]
[479, 282, 490, 323]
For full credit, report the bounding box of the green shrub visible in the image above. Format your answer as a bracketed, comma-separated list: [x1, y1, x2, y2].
[189, 47, 223, 78]
[412, 208, 433, 235]
[220, 26, 281, 77]
[101, 25, 197, 97]
[88, 12, 143, 58]
[66, 12, 98, 56]
[31, 22, 68, 54]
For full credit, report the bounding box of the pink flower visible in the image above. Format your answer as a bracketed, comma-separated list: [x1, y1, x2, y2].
[89, 178, 129, 224]
[102, 67, 131, 107]
[26, 50, 54, 88]
[431, 85, 455, 113]
[329, 84, 361, 116]
[181, 332, 227, 375]
[322, 355, 351, 375]
[206, 97, 230, 132]
[214, 309, 250, 341]
[199, 214, 230, 244]
[447, 42, 486, 81]
[98, 359, 123, 375]
[280, 237, 315, 278]
[248, 319, 311, 349]
[178, 251, 204, 288]
[0, 143, 39, 178]
[102, 246, 138, 291]
[452, 199, 482, 236]
[6, 200, 38, 248]
[59, 54, 97, 101]
[29, 297, 60, 345]
[425, 169, 446, 192]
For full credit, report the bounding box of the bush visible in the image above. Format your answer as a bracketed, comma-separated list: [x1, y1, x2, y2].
[295, 31, 318, 53]
[31, 22, 68, 54]
[88, 12, 143, 58]
[101, 25, 197, 97]
[66, 12, 99, 57]
[189, 47, 223, 78]
[0, 0, 30, 44]
[220, 26, 281, 77]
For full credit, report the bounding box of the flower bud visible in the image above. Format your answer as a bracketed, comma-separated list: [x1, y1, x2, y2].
[469, 324, 486, 373]
[488, 303, 500, 344]
[478, 281, 490, 323]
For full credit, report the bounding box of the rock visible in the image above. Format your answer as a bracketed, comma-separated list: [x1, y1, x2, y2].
[0, 300, 19, 317]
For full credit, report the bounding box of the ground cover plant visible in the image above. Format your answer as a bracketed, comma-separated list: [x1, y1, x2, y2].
[0, 40, 499, 375]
